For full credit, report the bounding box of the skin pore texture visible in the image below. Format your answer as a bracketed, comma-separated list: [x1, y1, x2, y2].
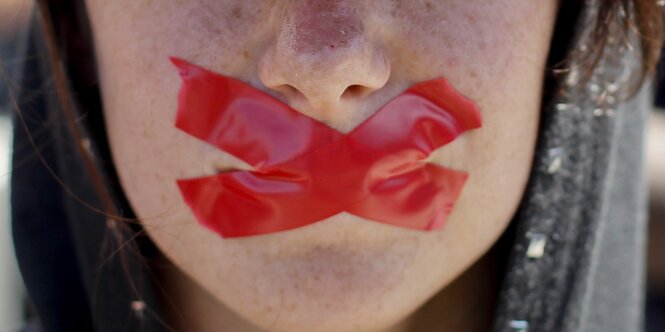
[85, 1, 558, 331]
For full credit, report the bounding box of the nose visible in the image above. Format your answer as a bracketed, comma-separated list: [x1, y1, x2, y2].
[258, 0, 391, 126]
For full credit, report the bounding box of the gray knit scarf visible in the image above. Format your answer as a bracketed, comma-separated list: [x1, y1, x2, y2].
[492, 2, 650, 331]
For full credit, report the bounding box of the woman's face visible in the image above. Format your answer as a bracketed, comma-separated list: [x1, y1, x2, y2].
[86, 1, 557, 330]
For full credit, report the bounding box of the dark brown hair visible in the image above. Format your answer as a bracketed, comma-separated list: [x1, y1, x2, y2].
[596, 0, 663, 91]
[628, 0, 664, 75]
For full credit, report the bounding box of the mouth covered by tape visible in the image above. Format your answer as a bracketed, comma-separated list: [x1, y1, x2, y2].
[171, 57, 482, 238]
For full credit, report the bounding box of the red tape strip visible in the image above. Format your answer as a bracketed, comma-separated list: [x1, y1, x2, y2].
[171, 57, 482, 237]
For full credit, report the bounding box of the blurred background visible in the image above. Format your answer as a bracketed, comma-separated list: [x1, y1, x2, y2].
[646, 51, 665, 332]
[0, 0, 32, 331]
[0, 1, 664, 331]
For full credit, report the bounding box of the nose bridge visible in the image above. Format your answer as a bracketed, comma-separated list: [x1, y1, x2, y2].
[290, 0, 363, 54]
[259, 0, 390, 118]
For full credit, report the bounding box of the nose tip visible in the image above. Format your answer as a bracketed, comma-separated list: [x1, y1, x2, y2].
[258, 0, 390, 123]
[260, 49, 390, 108]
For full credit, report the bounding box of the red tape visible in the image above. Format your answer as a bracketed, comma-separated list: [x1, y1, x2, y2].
[171, 57, 482, 237]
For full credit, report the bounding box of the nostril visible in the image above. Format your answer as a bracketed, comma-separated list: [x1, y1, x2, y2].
[276, 84, 306, 102]
[342, 84, 371, 99]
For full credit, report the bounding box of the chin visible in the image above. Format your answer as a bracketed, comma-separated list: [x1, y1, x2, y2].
[200, 215, 443, 332]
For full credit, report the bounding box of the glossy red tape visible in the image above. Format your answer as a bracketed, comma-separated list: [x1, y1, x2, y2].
[172, 57, 482, 237]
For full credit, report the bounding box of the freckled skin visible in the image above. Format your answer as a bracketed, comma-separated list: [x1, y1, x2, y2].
[291, 0, 363, 52]
[85, 1, 558, 331]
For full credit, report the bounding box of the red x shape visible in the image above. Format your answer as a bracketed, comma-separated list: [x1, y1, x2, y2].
[171, 57, 482, 238]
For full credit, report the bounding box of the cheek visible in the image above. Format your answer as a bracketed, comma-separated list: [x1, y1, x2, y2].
[87, 0, 273, 221]
[392, 0, 553, 239]
[87, 0, 273, 85]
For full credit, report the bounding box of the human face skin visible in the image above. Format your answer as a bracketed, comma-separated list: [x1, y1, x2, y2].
[86, 1, 557, 331]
